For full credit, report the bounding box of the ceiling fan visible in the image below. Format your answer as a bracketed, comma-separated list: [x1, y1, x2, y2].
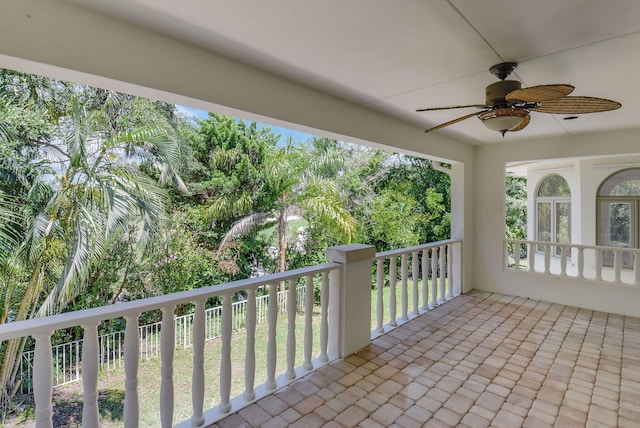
[416, 62, 622, 136]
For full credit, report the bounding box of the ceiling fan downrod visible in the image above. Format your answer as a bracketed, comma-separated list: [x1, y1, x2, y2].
[489, 62, 518, 80]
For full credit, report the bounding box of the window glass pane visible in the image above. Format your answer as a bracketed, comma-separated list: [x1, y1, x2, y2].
[556, 202, 571, 244]
[537, 202, 551, 242]
[599, 169, 640, 196]
[600, 202, 631, 247]
[538, 175, 570, 197]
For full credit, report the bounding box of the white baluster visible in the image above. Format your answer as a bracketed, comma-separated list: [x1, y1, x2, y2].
[376, 258, 384, 333]
[446, 244, 453, 299]
[389, 256, 397, 326]
[191, 300, 205, 426]
[430, 248, 438, 307]
[304, 275, 314, 371]
[401, 253, 408, 321]
[286, 278, 297, 380]
[544, 244, 551, 274]
[82, 323, 100, 428]
[514, 241, 521, 270]
[160, 306, 175, 428]
[245, 288, 257, 401]
[439, 245, 446, 303]
[560, 245, 568, 276]
[528, 242, 536, 272]
[266, 283, 278, 390]
[421, 250, 429, 310]
[219, 293, 232, 413]
[124, 314, 140, 428]
[75, 340, 80, 382]
[614, 250, 622, 283]
[596, 249, 603, 281]
[412, 251, 419, 315]
[577, 247, 585, 279]
[33, 333, 53, 428]
[319, 272, 329, 362]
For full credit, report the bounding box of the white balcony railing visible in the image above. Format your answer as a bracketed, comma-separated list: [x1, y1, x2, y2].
[373, 239, 462, 336]
[504, 239, 640, 286]
[0, 240, 463, 428]
[17, 286, 309, 394]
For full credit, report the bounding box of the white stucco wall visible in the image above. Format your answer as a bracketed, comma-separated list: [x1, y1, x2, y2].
[477, 129, 640, 317]
[525, 154, 640, 248]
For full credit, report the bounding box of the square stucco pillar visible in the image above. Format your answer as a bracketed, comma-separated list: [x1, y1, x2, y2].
[326, 244, 376, 358]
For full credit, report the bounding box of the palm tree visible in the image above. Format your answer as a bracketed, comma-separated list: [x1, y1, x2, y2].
[0, 92, 185, 404]
[215, 141, 355, 273]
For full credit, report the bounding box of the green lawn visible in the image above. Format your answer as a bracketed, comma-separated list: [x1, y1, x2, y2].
[257, 217, 308, 244]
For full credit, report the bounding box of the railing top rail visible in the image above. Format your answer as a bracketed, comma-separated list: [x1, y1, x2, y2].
[504, 238, 640, 254]
[0, 262, 341, 341]
[375, 239, 461, 260]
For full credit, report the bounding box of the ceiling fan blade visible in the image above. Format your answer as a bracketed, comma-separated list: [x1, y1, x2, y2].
[509, 113, 531, 132]
[416, 104, 486, 112]
[505, 84, 575, 102]
[425, 111, 487, 133]
[535, 96, 622, 114]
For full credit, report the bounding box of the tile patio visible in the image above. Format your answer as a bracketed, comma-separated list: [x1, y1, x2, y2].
[213, 291, 640, 427]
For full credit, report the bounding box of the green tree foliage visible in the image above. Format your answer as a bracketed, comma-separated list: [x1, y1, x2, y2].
[506, 175, 527, 240]
[0, 70, 185, 406]
[207, 131, 356, 273]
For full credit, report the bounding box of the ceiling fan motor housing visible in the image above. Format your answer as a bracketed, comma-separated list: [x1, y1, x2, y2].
[486, 80, 521, 106]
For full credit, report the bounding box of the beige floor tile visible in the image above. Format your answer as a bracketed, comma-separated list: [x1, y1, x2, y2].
[370, 402, 403, 425]
[334, 405, 368, 427]
[214, 292, 640, 428]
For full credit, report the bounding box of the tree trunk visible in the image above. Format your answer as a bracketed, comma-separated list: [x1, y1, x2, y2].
[278, 196, 287, 292]
[0, 261, 43, 404]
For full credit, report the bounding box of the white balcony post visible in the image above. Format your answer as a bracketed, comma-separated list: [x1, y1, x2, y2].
[421, 251, 429, 310]
[160, 306, 175, 428]
[191, 299, 205, 426]
[400, 253, 409, 321]
[33, 332, 53, 428]
[375, 258, 385, 333]
[577, 247, 585, 279]
[124, 314, 140, 428]
[219, 292, 232, 414]
[326, 244, 376, 358]
[81, 322, 100, 428]
[244, 288, 257, 401]
[412, 251, 419, 316]
[319, 272, 330, 362]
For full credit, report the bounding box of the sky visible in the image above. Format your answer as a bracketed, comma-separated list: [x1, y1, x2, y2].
[176, 105, 316, 145]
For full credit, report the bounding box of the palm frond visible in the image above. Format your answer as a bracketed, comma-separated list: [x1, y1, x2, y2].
[106, 127, 188, 194]
[218, 212, 272, 251]
[299, 183, 356, 243]
[38, 202, 103, 316]
[0, 193, 23, 264]
[207, 192, 254, 221]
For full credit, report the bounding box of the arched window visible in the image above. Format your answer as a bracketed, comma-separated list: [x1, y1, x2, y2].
[536, 174, 571, 255]
[597, 168, 640, 267]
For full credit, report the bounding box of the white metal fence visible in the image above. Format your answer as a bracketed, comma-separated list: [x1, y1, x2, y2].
[19, 285, 307, 393]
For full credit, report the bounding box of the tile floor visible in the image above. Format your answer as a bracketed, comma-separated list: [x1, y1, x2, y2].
[212, 291, 640, 427]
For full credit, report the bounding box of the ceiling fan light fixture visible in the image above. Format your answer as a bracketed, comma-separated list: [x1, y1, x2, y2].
[479, 108, 529, 136]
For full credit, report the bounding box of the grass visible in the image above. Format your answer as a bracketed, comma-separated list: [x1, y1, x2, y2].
[257, 218, 308, 244]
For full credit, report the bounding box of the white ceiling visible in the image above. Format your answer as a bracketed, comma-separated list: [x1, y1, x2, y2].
[73, 0, 640, 145]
